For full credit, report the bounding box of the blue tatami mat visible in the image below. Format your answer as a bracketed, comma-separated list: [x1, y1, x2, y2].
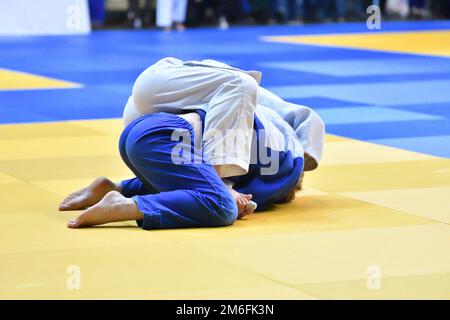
[1, 20, 449, 158]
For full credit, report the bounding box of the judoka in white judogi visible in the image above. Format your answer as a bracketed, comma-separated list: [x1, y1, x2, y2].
[123, 57, 325, 180]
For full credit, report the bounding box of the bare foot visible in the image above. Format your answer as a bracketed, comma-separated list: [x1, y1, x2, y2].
[175, 23, 185, 31]
[59, 177, 118, 211]
[67, 191, 142, 228]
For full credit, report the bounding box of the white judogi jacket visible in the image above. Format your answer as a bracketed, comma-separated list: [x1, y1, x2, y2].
[123, 57, 325, 178]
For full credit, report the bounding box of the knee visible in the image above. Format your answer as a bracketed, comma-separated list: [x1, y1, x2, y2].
[125, 138, 141, 164]
[120, 122, 151, 167]
[223, 201, 239, 226]
[125, 132, 150, 168]
[212, 193, 238, 227]
[131, 69, 158, 113]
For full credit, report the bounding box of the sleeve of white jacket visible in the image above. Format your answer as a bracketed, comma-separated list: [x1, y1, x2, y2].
[202, 71, 259, 178]
[257, 86, 325, 169]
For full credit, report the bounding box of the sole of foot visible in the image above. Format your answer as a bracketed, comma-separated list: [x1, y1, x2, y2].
[59, 176, 117, 211]
[67, 191, 136, 228]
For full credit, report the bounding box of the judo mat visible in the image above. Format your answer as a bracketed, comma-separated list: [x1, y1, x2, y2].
[0, 20, 449, 299]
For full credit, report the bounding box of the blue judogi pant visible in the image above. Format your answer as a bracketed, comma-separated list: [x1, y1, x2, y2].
[119, 112, 238, 230]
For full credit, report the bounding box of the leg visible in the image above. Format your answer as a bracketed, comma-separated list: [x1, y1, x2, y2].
[65, 179, 242, 228]
[69, 113, 238, 229]
[89, 0, 106, 27]
[121, 113, 238, 229]
[131, 58, 259, 177]
[336, 0, 346, 20]
[127, 0, 142, 28]
[173, 0, 187, 30]
[59, 119, 155, 211]
[59, 177, 154, 212]
[202, 71, 258, 177]
[67, 191, 142, 228]
[156, 0, 173, 28]
[120, 177, 156, 197]
[59, 176, 118, 210]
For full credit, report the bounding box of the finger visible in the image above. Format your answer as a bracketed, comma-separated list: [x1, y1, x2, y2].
[243, 194, 252, 200]
[246, 201, 257, 211]
[241, 208, 253, 218]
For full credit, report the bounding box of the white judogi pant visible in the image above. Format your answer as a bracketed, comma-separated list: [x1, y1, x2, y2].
[123, 57, 325, 178]
[156, 0, 187, 27]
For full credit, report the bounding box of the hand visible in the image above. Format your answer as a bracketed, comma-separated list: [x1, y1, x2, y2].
[237, 194, 256, 219]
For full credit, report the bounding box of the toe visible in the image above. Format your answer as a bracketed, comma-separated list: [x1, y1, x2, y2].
[67, 217, 83, 228]
[59, 200, 71, 210]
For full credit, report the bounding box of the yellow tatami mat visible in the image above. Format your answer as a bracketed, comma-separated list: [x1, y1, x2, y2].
[263, 30, 450, 57]
[0, 68, 81, 91]
[0, 119, 449, 299]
